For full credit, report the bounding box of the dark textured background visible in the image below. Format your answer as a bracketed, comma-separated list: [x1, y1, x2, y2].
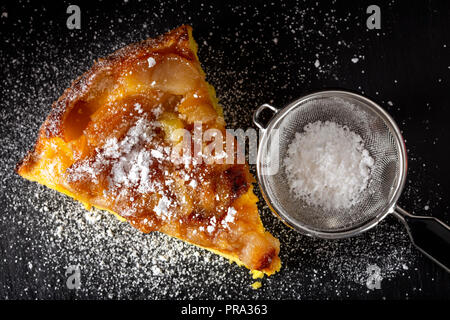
[0, 0, 449, 299]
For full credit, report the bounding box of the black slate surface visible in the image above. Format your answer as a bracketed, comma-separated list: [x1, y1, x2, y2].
[0, 0, 449, 299]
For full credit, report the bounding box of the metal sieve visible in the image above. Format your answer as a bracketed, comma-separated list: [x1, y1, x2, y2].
[253, 90, 450, 272]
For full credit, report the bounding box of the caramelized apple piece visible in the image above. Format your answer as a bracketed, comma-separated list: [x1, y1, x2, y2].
[159, 112, 185, 144]
[151, 55, 202, 95]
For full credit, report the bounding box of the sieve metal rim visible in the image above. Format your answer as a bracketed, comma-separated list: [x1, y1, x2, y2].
[254, 90, 408, 239]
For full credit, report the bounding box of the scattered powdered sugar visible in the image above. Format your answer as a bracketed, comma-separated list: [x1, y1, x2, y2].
[153, 195, 173, 221]
[284, 120, 374, 210]
[1, 1, 443, 300]
[188, 179, 197, 188]
[84, 210, 102, 224]
[221, 206, 237, 229]
[206, 216, 217, 234]
[110, 147, 153, 193]
[314, 59, 320, 68]
[134, 102, 144, 114]
[151, 104, 163, 118]
[151, 265, 163, 276]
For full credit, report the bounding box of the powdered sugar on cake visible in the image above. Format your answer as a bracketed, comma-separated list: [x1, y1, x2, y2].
[66, 116, 163, 195]
[63, 104, 239, 232]
[221, 206, 237, 229]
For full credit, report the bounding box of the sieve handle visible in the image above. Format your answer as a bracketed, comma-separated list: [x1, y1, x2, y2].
[393, 206, 450, 273]
[253, 103, 279, 130]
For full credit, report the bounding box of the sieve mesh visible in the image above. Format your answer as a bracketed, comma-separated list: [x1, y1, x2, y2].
[258, 93, 406, 236]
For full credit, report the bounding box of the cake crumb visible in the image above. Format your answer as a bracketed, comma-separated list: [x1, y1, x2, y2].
[251, 281, 262, 290]
[251, 270, 265, 279]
